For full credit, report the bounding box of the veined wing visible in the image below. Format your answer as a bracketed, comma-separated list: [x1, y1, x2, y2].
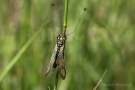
[57, 44, 66, 80]
[45, 44, 58, 76]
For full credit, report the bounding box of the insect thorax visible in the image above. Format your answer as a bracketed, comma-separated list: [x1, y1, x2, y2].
[57, 34, 66, 47]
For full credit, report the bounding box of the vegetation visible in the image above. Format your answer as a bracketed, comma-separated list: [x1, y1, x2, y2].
[0, 0, 134, 90]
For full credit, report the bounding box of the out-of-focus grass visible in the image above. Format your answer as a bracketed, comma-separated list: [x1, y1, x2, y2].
[0, 0, 135, 90]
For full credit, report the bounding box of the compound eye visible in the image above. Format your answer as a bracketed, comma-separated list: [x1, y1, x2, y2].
[60, 38, 63, 40]
[57, 36, 60, 40]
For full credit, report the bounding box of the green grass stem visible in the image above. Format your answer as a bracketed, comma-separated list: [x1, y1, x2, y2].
[0, 21, 50, 82]
[54, 0, 68, 90]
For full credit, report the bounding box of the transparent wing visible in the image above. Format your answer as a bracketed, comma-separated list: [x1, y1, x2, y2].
[59, 65, 66, 80]
[57, 45, 66, 79]
[45, 44, 58, 76]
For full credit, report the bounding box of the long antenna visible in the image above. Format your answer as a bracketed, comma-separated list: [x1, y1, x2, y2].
[66, 8, 86, 35]
[51, 4, 60, 34]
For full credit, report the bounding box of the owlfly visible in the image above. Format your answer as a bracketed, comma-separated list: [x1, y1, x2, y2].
[45, 4, 86, 80]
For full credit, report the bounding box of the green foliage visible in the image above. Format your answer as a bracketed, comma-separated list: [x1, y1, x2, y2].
[0, 0, 134, 90]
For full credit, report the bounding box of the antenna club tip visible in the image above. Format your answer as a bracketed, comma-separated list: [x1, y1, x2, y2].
[52, 3, 54, 6]
[84, 8, 86, 11]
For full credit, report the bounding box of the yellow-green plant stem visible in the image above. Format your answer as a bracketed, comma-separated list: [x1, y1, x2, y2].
[62, 0, 68, 34]
[54, 70, 59, 90]
[0, 21, 50, 82]
[54, 0, 68, 90]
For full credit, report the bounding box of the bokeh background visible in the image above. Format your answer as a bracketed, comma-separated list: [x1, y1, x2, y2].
[0, 0, 135, 90]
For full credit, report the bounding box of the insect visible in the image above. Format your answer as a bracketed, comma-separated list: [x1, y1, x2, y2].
[45, 4, 86, 80]
[45, 34, 66, 79]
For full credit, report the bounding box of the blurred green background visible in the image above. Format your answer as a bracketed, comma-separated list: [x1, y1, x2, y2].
[0, 0, 135, 90]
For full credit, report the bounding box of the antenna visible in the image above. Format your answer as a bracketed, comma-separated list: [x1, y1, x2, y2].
[66, 8, 86, 35]
[51, 4, 60, 34]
